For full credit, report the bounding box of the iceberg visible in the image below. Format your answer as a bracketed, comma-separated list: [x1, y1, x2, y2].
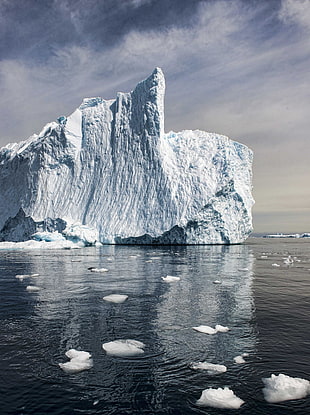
[0, 68, 254, 245]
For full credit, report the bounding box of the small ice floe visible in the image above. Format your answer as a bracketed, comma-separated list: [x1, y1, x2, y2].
[162, 275, 180, 283]
[59, 349, 93, 373]
[16, 273, 39, 280]
[238, 267, 249, 271]
[272, 263, 280, 267]
[234, 355, 246, 364]
[190, 361, 227, 375]
[88, 267, 108, 273]
[215, 324, 229, 333]
[213, 280, 222, 284]
[193, 325, 218, 335]
[193, 325, 229, 334]
[283, 255, 294, 265]
[102, 339, 145, 357]
[26, 285, 40, 292]
[262, 373, 310, 403]
[196, 387, 244, 409]
[103, 294, 128, 304]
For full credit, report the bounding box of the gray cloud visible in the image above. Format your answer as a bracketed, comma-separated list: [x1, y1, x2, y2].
[0, 0, 309, 232]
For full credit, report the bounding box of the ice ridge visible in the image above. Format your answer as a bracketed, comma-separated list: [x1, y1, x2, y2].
[0, 68, 254, 245]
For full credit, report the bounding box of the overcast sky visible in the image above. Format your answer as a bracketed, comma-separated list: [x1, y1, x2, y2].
[0, 0, 309, 233]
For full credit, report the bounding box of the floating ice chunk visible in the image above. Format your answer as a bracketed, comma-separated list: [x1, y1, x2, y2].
[234, 355, 246, 364]
[102, 339, 145, 357]
[16, 273, 39, 280]
[283, 255, 294, 265]
[262, 373, 310, 403]
[213, 280, 222, 284]
[238, 267, 249, 271]
[272, 263, 280, 267]
[88, 267, 108, 273]
[59, 348, 93, 373]
[193, 325, 217, 334]
[215, 324, 230, 332]
[103, 294, 128, 304]
[162, 275, 180, 282]
[197, 387, 244, 409]
[190, 361, 227, 374]
[26, 285, 40, 292]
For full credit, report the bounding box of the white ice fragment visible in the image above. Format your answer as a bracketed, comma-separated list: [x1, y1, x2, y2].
[197, 387, 244, 409]
[238, 267, 249, 271]
[193, 325, 217, 335]
[26, 285, 40, 292]
[190, 361, 227, 374]
[88, 267, 108, 273]
[102, 339, 145, 357]
[59, 348, 93, 374]
[162, 275, 180, 282]
[234, 355, 246, 364]
[262, 373, 310, 403]
[213, 280, 222, 284]
[215, 324, 230, 332]
[283, 255, 294, 265]
[103, 294, 128, 304]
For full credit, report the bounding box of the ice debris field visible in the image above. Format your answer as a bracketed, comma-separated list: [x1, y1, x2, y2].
[15, 265, 310, 409]
[0, 68, 254, 246]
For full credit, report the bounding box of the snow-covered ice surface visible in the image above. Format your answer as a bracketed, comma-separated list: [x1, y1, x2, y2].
[0, 68, 254, 245]
[196, 387, 244, 409]
[262, 374, 310, 403]
[102, 339, 145, 357]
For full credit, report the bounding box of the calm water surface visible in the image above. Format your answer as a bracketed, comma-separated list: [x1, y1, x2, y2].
[0, 238, 309, 414]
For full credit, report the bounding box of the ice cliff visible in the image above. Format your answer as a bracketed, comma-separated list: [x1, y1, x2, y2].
[0, 68, 254, 245]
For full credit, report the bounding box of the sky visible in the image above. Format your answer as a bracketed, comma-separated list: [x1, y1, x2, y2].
[0, 0, 309, 233]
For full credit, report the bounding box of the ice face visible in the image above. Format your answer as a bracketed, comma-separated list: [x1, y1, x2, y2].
[0, 68, 254, 245]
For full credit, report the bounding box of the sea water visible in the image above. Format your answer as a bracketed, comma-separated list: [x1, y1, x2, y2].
[0, 238, 309, 414]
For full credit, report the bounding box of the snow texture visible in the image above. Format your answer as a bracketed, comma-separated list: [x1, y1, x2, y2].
[262, 373, 310, 403]
[0, 68, 254, 245]
[197, 387, 244, 409]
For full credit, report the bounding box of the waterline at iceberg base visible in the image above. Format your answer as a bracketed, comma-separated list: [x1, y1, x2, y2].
[0, 68, 254, 246]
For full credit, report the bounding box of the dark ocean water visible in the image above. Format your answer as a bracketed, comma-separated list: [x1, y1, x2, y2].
[0, 238, 309, 414]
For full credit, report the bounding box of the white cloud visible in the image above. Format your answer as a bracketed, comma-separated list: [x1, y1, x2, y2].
[0, 0, 309, 231]
[279, 0, 310, 30]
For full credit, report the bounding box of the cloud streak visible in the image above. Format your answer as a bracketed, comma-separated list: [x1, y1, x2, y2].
[0, 0, 309, 232]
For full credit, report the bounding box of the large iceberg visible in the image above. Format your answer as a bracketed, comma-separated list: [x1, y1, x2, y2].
[0, 68, 254, 245]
